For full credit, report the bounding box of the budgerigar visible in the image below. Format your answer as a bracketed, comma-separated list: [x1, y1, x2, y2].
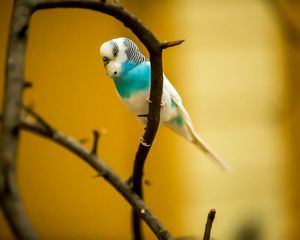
[99, 37, 229, 170]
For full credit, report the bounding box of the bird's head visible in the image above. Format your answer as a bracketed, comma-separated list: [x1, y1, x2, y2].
[99, 37, 147, 79]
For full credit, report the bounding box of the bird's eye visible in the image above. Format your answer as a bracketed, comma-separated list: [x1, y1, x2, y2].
[102, 56, 109, 62]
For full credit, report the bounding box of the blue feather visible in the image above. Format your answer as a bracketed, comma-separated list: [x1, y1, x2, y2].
[169, 115, 184, 126]
[113, 61, 150, 98]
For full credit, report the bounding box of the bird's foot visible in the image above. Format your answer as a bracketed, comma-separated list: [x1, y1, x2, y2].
[146, 96, 165, 108]
[146, 96, 152, 103]
[140, 135, 151, 147]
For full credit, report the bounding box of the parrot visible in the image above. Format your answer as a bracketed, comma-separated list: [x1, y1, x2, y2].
[99, 37, 229, 170]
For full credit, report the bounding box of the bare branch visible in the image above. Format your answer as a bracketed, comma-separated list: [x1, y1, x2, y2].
[0, 1, 37, 239]
[79, 138, 89, 144]
[22, 105, 55, 135]
[161, 39, 185, 49]
[203, 209, 216, 240]
[23, 81, 33, 89]
[18, 115, 172, 240]
[137, 114, 149, 118]
[91, 130, 100, 155]
[269, 0, 300, 47]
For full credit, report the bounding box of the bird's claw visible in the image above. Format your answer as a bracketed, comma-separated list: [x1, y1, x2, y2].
[140, 136, 151, 147]
[146, 96, 165, 108]
[146, 96, 152, 103]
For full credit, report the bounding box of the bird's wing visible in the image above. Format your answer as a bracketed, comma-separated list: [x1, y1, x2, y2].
[163, 75, 193, 126]
[165, 76, 230, 170]
[163, 75, 182, 103]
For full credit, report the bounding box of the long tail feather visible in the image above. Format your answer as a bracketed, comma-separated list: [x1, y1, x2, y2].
[192, 132, 231, 171]
[171, 94, 231, 170]
[178, 106, 231, 170]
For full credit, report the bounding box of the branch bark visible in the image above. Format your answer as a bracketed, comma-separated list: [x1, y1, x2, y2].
[203, 209, 216, 240]
[271, 0, 300, 47]
[91, 130, 100, 155]
[0, 1, 37, 239]
[19, 110, 172, 240]
[132, 39, 183, 239]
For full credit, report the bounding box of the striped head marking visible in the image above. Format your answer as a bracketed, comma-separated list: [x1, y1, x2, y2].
[100, 37, 148, 79]
[122, 38, 148, 65]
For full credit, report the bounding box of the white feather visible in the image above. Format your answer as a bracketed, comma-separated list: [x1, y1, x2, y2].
[166, 78, 230, 170]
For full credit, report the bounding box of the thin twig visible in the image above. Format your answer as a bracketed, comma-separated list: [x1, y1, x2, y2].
[91, 130, 100, 155]
[161, 39, 185, 49]
[23, 81, 33, 89]
[22, 105, 55, 135]
[79, 138, 89, 144]
[137, 114, 148, 117]
[203, 209, 216, 240]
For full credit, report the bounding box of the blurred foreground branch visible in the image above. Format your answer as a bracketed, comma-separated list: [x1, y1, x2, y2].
[271, 0, 300, 46]
[203, 209, 216, 240]
[0, 0, 36, 238]
[270, 1, 300, 238]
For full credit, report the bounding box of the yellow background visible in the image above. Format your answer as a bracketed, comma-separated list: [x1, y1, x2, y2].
[0, 0, 299, 239]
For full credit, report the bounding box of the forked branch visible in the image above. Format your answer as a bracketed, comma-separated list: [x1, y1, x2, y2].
[19, 108, 172, 240]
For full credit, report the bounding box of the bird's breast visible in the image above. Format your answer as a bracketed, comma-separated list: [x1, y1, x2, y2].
[121, 89, 179, 126]
[122, 90, 149, 124]
[114, 62, 150, 98]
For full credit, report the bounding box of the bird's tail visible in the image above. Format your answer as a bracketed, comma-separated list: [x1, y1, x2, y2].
[173, 101, 231, 170]
[191, 132, 231, 171]
[182, 114, 231, 171]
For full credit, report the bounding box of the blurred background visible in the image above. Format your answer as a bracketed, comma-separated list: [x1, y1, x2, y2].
[0, 0, 299, 239]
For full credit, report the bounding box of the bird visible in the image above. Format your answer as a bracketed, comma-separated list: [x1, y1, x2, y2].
[99, 37, 229, 170]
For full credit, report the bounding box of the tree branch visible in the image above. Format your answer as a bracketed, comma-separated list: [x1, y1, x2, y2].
[269, 0, 300, 47]
[203, 209, 216, 240]
[91, 130, 100, 155]
[0, 1, 37, 239]
[22, 105, 55, 135]
[161, 39, 185, 49]
[18, 109, 172, 240]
